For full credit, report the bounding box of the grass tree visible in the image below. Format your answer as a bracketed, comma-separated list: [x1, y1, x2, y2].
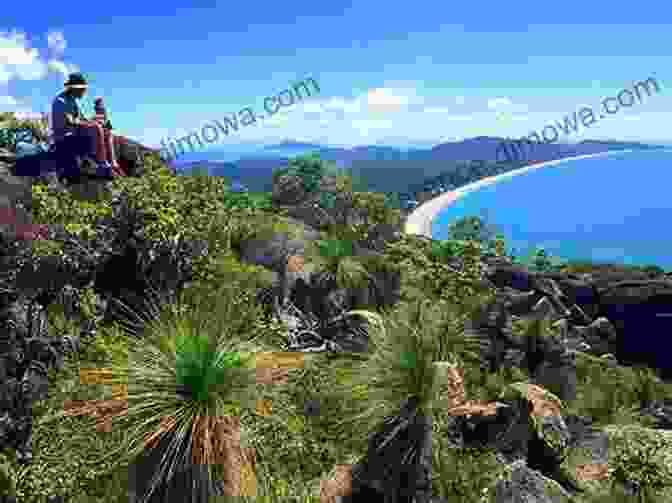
[304, 237, 372, 291]
[321, 298, 484, 499]
[39, 279, 307, 502]
[328, 298, 483, 433]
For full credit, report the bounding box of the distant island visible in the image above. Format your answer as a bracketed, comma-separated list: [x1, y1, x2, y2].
[172, 137, 670, 208]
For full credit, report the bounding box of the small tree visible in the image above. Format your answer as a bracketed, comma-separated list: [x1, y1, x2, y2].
[446, 216, 498, 244]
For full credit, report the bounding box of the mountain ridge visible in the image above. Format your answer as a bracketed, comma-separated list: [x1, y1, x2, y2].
[173, 137, 668, 195]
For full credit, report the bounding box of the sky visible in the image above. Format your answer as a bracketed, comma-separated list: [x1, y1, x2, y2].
[1, 1, 671, 152]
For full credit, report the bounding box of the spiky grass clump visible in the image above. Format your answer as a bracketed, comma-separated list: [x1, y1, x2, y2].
[237, 348, 374, 494]
[325, 299, 482, 444]
[567, 351, 671, 428]
[40, 281, 278, 502]
[304, 238, 372, 290]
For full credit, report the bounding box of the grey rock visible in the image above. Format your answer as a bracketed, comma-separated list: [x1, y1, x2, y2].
[492, 460, 573, 503]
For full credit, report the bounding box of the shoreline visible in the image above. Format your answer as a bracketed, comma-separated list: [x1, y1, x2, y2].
[403, 150, 634, 238]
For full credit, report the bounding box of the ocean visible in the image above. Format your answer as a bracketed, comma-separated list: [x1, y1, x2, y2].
[432, 149, 672, 270]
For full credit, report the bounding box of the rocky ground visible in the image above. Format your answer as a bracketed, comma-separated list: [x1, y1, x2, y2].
[0, 146, 670, 502]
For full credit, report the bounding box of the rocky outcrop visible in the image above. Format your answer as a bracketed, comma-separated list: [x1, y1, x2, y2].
[0, 146, 670, 502]
[595, 280, 672, 376]
[478, 257, 672, 376]
[0, 297, 80, 465]
[0, 186, 209, 467]
[241, 216, 671, 501]
[328, 371, 672, 502]
[243, 171, 671, 384]
[0, 149, 33, 214]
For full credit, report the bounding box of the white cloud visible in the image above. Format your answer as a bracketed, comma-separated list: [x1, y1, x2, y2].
[322, 96, 362, 115]
[300, 102, 325, 113]
[487, 97, 512, 110]
[304, 88, 422, 119]
[0, 29, 79, 117]
[366, 88, 408, 107]
[13, 61, 48, 81]
[445, 115, 474, 121]
[363, 87, 423, 114]
[351, 118, 395, 130]
[47, 31, 67, 55]
[487, 97, 530, 119]
[0, 66, 11, 85]
[132, 83, 669, 148]
[0, 95, 19, 106]
[263, 113, 290, 128]
[0, 30, 78, 86]
[47, 59, 79, 78]
[0, 31, 39, 66]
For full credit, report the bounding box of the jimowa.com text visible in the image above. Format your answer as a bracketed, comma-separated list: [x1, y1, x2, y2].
[496, 76, 662, 163]
[160, 76, 320, 161]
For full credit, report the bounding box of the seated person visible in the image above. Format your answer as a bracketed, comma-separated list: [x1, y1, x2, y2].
[93, 96, 122, 174]
[51, 72, 114, 180]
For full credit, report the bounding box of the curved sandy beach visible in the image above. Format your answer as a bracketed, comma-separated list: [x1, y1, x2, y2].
[403, 150, 634, 238]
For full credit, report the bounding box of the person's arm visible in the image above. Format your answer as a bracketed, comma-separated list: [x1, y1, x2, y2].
[64, 112, 80, 127]
[66, 112, 96, 127]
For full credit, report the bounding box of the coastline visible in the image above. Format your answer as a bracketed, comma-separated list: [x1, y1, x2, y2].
[403, 150, 634, 238]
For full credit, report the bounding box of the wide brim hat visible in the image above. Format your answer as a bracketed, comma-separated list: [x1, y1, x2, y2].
[64, 72, 89, 89]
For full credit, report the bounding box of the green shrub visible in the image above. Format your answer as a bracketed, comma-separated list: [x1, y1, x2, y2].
[31, 183, 113, 242]
[445, 216, 498, 244]
[514, 246, 566, 272]
[432, 445, 501, 503]
[567, 352, 670, 427]
[6, 354, 130, 502]
[271, 154, 330, 195]
[606, 425, 672, 501]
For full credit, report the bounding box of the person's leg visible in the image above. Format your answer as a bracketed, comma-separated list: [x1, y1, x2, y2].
[105, 128, 120, 168]
[58, 129, 110, 180]
[55, 134, 87, 181]
[94, 120, 112, 164]
[77, 123, 107, 162]
[91, 123, 107, 163]
[72, 127, 100, 162]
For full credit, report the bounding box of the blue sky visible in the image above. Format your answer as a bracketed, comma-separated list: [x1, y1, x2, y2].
[1, 1, 671, 150]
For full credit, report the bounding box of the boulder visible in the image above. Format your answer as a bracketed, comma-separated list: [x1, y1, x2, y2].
[485, 264, 538, 292]
[362, 222, 404, 252]
[491, 459, 573, 503]
[0, 295, 79, 464]
[114, 135, 153, 177]
[571, 317, 618, 356]
[541, 274, 601, 320]
[12, 149, 59, 177]
[94, 236, 209, 328]
[272, 173, 307, 205]
[344, 396, 434, 503]
[0, 160, 32, 213]
[596, 280, 672, 373]
[638, 399, 672, 430]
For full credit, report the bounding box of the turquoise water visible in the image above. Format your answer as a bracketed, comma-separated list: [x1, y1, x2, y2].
[432, 149, 672, 270]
